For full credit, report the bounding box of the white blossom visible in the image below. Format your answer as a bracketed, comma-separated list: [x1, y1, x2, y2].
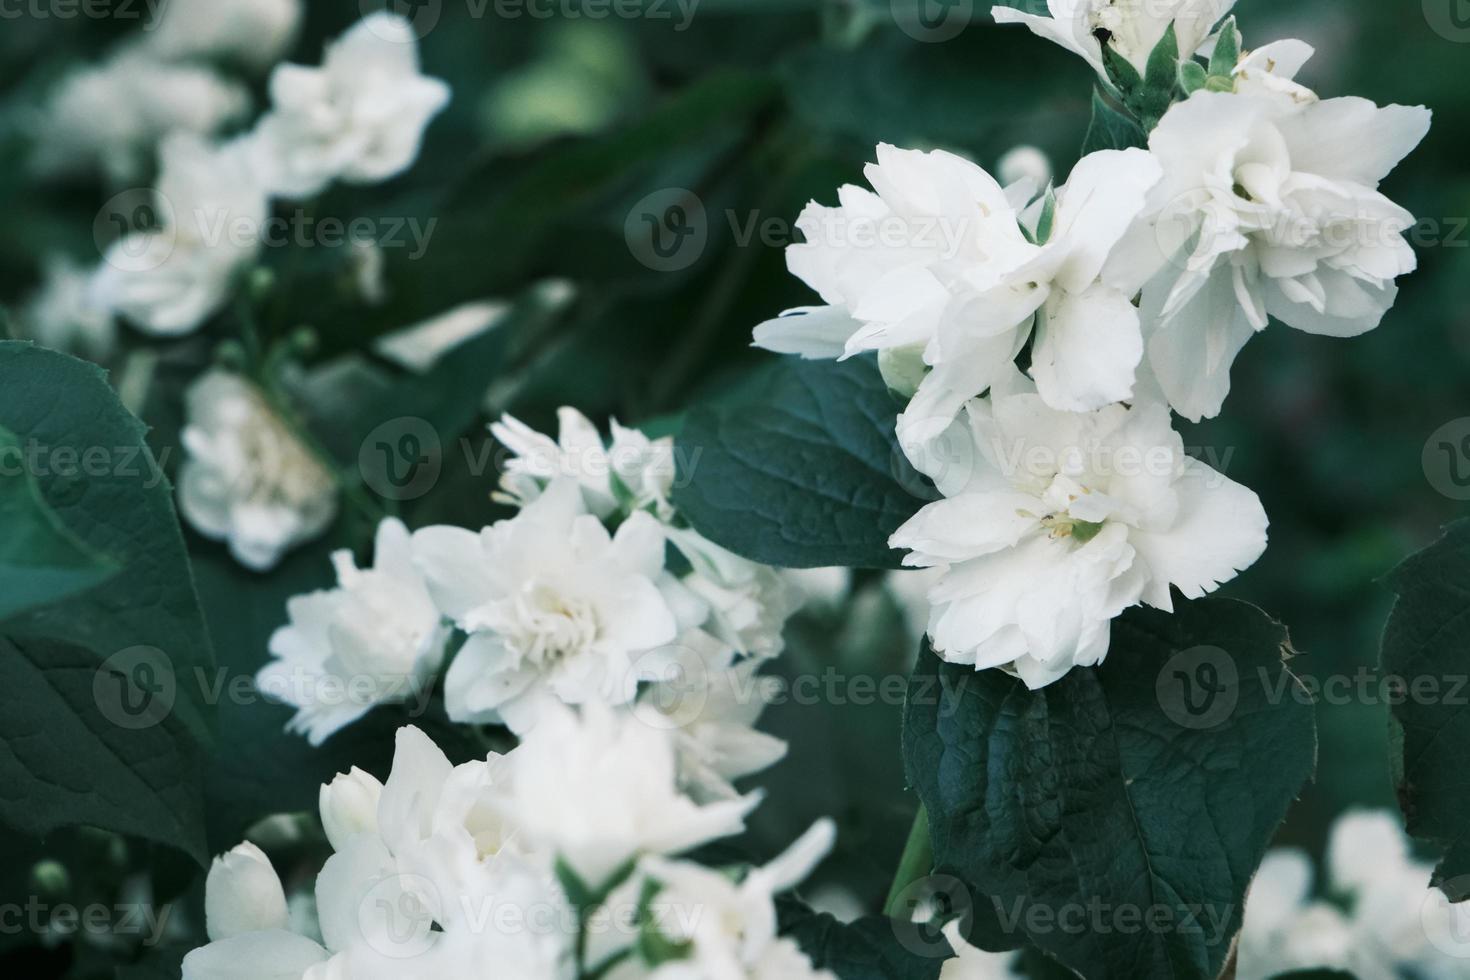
[991, 0, 1237, 79]
[318, 768, 383, 851]
[889, 368, 1266, 687]
[607, 820, 838, 979]
[176, 369, 338, 572]
[752, 143, 1161, 451]
[413, 478, 691, 732]
[17, 255, 116, 361]
[1115, 72, 1431, 420]
[1238, 810, 1470, 980]
[30, 46, 249, 184]
[91, 133, 268, 337]
[204, 843, 289, 943]
[504, 704, 761, 890]
[256, 518, 450, 744]
[251, 14, 451, 199]
[143, 0, 303, 72]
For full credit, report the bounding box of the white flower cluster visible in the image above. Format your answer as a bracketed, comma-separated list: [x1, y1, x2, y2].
[18, 11, 450, 353]
[755, 0, 1428, 687]
[258, 408, 799, 803]
[1238, 810, 1470, 979]
[184, 709, 837, 979]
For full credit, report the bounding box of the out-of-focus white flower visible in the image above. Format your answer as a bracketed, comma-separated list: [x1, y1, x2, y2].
[939, 920, 1023, 979]
[1238, 810, 1470, 980]
[491, 407, 677, 521]
[177, 369, 338, 572]
[204, 842, 289, 942]
[18, 255, 116, 361]
[753, 143, 1160, 449]
[143, 0, 303, 72]
[505, 703, 761, 889]
[636, 656, 789, 803]
[610, 820, 837, 979]
[413, 478, 689, 732]
[885, 567, 946, 645]
[991, 0, 1237, 78]
[91, 133, 268, 337]
[781, 567, 852, 610]
[257, 518, 450, 744]
[890, 368, 1266, 688]
[318, 768, 383, 851]
[373, 301, 509, 373]
[252, 14, 450, 198]
[996, 145, 1051, 189]
[1116, 77, 1430, 420]
[31, 46, 249, 184]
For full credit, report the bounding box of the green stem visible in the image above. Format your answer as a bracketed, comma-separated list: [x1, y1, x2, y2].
[883, 803, 933, 919]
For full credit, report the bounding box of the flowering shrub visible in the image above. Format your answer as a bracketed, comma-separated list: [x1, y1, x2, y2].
[0, 2, 1465, 979]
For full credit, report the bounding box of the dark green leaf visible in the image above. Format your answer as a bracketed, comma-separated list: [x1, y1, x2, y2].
[904, 598, 1316, 979]
[780, 898, 946, 980]
[0, 342, 215, 865]
[1082, 89, 1147, 154]
[0, 423, 116, 621]
[672, 356, 927, 569]
[1381, 519, 1470, 899]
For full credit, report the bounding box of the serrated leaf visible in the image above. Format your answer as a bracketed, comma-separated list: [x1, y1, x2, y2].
[1381, 519, 1470, 898]
[0, 341, 215, 865]
[1081, 89, 1147, 154]
[672, 356, 927, 569]
[903, 598, 1316, 979]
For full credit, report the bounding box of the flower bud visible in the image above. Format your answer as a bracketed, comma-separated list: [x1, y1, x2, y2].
[997, 145, 1052, 189]
[319, 767, 383, 851]
[205, 841, 288, 942]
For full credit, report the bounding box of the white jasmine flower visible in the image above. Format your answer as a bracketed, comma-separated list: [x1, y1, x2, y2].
[413, 478, 689, 732]
[505, 703, 761, 889]
[251, 14, 450, 198]
[1229, 38, 1318, 104]
[636, 656, 789, 803]
[681, 556, 799, 662]
[753, 143, 1161, 447]
[204, 843, 289, 943]
[177, 369, 338, 572]
[991, 0, 1237, 79]
[889, 368, 1266, 687]
[1118, 80, 1430, 420]
[939, 920, 1023, 979]
[491, 407, 677, 521]
[18, 255, 116, 361]
[613, 819, 838, 980]
[256, 518, 450, 745]
[143, 0, 303, 72]
[1238, 810, 1470, 980]
[318, 768, 383, 851]
[31, 47, 249, 184]
[91, 133, 268, 337]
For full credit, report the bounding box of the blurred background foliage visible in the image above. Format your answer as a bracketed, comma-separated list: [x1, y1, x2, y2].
[0, 0, 1467, 974]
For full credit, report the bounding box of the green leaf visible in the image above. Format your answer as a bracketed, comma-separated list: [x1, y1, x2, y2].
[1081, 89, 1147, 154]
[1034, 187, 1058, 245]
[1179, 60, 1208, 95]
[1135, 23, 1183, 126]
[0, 342, 215, 865]
[672, 356, 927, 569]
[1208, 17, 1242, 78]
[780, 898, 946, 980]
[1381, 519, 1470, 899]
[0, 423, 116, 620]
[903, 598, 1317, 979]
